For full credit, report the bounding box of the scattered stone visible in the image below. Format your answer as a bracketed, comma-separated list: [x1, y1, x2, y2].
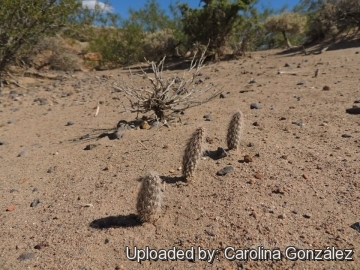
[254, 172, 263, 179]
[30, 198, 40, 208]
[284, 63, 290, 67]
[297, 81, 306, 85]
[34, 97, 47, 105]
[47, 166, 57, 173]
[0, 141, 6, 145]
[249, 78, 256, 84]
[17, 150, 28, 157]
[6, 205, 15, 211]
[250, 103, 262, 109]
[9, 189, 18, 193]
[219, 93, 226, 98]
[278, 214, 286, 219]
[350, 222, 360, 232]
[272, 187, 285, 195]
[292, 121, 304, 127]
[247, 142, 254, 147]
[152, 121, 160, 127]
[216, 166, 234, 176]
[34, 241, 49, 250]
[79, 134, 90, 140]
[303, 214, 311, 219]
[32, 188, 38, 193]
[216, 147, 227, 159]
[281, 155, 287, 160]
[66, 121, 74, 126]
[322, 85, 330, 91]
[203, 114, 212, 121]
[253, 121, 260, 126]
[244, 155, 253, 163]
[17, 253, 34, 261]
[84, 144, 99, 150]
[302, 174, 309, 179]
[169, 169, 175, 173]
[140, 121, 150, 130]
[342, 134, 352, 138]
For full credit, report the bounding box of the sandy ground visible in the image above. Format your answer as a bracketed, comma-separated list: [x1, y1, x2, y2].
[0, 45, 360, 270]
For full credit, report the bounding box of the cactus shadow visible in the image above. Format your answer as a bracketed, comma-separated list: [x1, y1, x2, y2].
[160, 175, 186, 184]
[90, 214, 142, 229]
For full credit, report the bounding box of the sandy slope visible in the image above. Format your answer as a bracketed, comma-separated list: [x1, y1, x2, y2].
[0, 46, 359, 270]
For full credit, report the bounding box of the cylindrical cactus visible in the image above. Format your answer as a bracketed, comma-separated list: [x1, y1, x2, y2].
[136, 171, 163, 223]
[182, 127, 205, 181]
[227, 111, 244, 150]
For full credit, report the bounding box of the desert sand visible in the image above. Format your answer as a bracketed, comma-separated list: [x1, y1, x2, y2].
[0, 44, 359, 269]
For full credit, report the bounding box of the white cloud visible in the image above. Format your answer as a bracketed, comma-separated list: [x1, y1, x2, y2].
[82, 1, 113, 12]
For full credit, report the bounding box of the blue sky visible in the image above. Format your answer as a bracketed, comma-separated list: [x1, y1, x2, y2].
[82, 1, 299, 19]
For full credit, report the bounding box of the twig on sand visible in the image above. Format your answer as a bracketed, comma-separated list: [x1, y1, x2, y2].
[137, 140, 148, 150]
[94, 103, 100, 117]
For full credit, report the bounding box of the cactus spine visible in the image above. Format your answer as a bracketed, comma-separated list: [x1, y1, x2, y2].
[182, 127, 205, 181]
[136, 171, 163, 223]
[227, 111, 244, 150]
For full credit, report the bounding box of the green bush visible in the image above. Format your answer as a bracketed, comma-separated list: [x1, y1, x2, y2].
[0, 0, 82, 72]
[264, 12, 307, 48]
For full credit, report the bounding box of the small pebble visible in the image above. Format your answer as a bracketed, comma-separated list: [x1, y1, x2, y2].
[216, 166, 234, 176]
[17, 253, 34, 261]
[17, 150, 28, 157]
[6, 205, 15, 211]
[84, 144, 99, 150]
[244, 155, 253, 163]
[350, 222, 360, 232]
[254, 173, 263, 179]
[250, 103, 262, 109]
[303, 214, 311, 219]
[203, 114, 212, 121]
[66, 121, 74, 126]
[322, 85, 330, 91]
[30, 198, 40, 208]
[341, 134, 352, 138]
[140, 121, 150, 130]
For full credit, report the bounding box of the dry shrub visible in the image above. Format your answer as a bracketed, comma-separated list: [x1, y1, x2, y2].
[49, 52, 82, 71]
[29, 36, 82, 71]
[142, 29, 177, 61]
[306, 3, 338, 42]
